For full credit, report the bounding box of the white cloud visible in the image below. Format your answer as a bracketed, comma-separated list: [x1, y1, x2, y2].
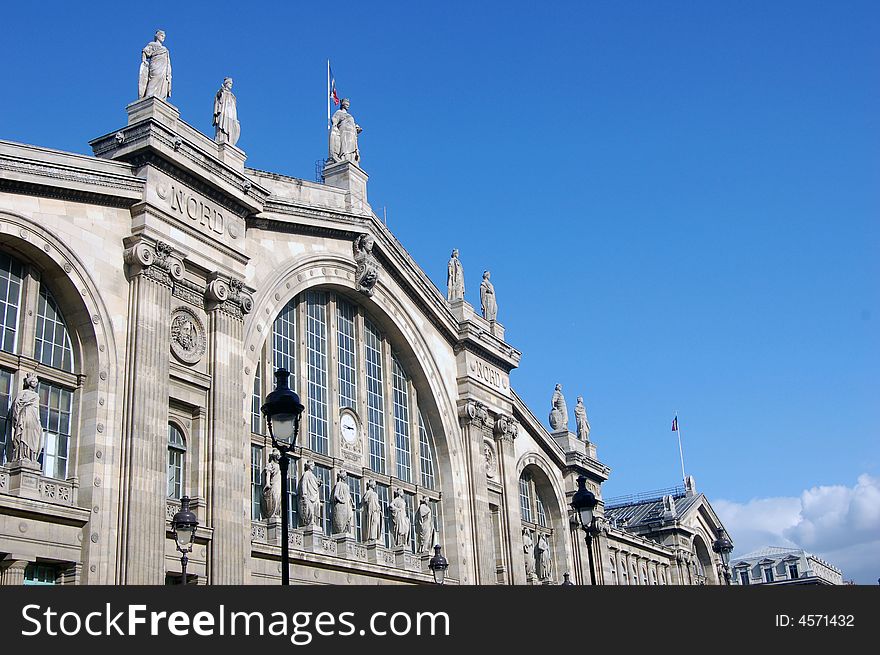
[713, 474, 880, 584]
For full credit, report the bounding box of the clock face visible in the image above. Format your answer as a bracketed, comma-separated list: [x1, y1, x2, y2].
[340, 412, 358, 445]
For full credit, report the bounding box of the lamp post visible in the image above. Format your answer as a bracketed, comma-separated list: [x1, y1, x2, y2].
[261, 368, 305, 586]
[171, 496, 198, 585]
[571, 475, 599, 586]
[561, 572, 574, 586]
[712, 528, 734, 585]
[428, 545, 449, 585]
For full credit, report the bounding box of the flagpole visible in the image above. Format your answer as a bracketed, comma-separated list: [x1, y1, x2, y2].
[327, 60, 331, 131]
[675, 411, 686, 485]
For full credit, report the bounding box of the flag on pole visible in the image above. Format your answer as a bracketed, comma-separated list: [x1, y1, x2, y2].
[671, 416, 679, 432]
[329, 65, 339, 106]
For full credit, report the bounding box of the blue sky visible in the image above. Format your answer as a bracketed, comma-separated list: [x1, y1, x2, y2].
[2, 1, 878, 581]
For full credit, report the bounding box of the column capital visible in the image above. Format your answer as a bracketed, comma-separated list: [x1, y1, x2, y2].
[458, 399, 494, 431]
[204, 272, 253, 318]
[493, 414, 519, 443]
[123, 236, 184, 286]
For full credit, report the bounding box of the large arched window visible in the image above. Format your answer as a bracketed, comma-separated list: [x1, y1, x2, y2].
[518, 470, 554, 579]
[167, 424, 186, 499]
[250, 289, 441, 552]
[0, 251, 78, 480]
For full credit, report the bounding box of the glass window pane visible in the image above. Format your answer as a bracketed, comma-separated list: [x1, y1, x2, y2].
[33, 288, 74, 372]
[365, 319, 386, 473]
[418, 412, 437, 490]
[0, 369, 13, 465]
[336, 299, 358, 409]
[272, 298, 297, 386]
[38, 381, 72, 479]
[306, 292, 329, 454]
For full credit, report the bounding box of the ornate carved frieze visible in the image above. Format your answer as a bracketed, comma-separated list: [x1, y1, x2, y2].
[205, 272, 253, 318]
[172, 277, 206, 309]
[170, 306, 206, 365]
[123, 238, 184, 286]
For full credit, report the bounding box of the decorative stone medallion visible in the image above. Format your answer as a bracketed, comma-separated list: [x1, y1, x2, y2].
[484, 440, 497, 478]
[170, 307, 206, 364]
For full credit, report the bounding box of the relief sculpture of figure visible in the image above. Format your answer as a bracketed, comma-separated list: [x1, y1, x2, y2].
[138, 30, 172, 100]
[548, 384, 568, 432]
[447, 249, 464, 302]
[574, 395, 591, 442]
[10, 372, 43, 464]
[362, 478, 382, 542]
[535, 532, 551, 581]
[329, 98, 362, 164]
[260, 449, 282, 519]
[522, 528, 535, 577]
[298, 460, 320, 528]
[390, 487, 411, 548]
[415, 497, 435, 554]
[480, 270, 497, 322]
[353, 234, 379, 296]
[331, 470, 354, 535]
[213, 77, 240, 146]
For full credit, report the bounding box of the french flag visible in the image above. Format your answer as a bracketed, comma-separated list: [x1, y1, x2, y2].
[671, 416, 679, 432]
[329, 65, 339, 106]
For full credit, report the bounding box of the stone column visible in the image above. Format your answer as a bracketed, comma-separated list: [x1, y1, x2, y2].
[457, 401, 496, 585]
[118, 238, 183, 584]
[493, 414, 526, 584]
[204, 274, 252, 584]
[0, 557, 30, 585]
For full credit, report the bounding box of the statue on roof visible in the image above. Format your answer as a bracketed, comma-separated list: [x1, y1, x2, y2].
[574, 396, 591, 441]
[213, 77, 240, 146]
[548, 384, 568, 432]
[138, 30, 172, 100]
[447, 249, 464, 302]
[329, 98, 362, 164]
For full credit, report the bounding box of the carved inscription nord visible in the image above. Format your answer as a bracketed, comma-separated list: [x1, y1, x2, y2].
[470, 360, 508, 390]
[158, 183, 225, 236]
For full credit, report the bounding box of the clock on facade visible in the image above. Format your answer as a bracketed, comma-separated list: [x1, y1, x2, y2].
[340, 411, 360, 446]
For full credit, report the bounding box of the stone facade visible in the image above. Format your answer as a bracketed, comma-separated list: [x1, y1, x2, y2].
[0, 87, 732, 585]
[729, 546, 843, 586]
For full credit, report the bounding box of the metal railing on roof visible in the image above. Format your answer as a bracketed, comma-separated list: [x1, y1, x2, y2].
[604, 485, 687, 509]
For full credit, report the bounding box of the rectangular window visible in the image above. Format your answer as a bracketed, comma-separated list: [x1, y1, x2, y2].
[313, 463, 332, 535]
[0, 369, 12, 465]
[167, 447, 184, 499]
[536, 496, 548, 528]
[287, 461, 299, 530]
[391, 355, 412, 482]
[347, 474, 362, 541]
[519, 477, 533, 523]
[336, 299, 358, 409]
[404, 491, 416, 552]
[376, 483, 390, 548]
[739, 570, 750, 586]
[251, 445, 264, 520]
[23, 564, 57, 586]
[306, 292, 329, 454]
[251, 362, 262, 435]
[38, 382, 72, 479]
[418, 412, 436, 489]
[364, 320, 386, 473]
[34, 290, 73, 372]
[788, 563, 799, 579]
[272, 298, 297, 385]
[763, 567, 774, 583]
[0, 252, 23, 354]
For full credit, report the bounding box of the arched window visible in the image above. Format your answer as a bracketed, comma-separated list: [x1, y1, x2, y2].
[518, 469, 554, 577]
[610, 556, 617, 585]
[250, 289, 441, 552]
[0, 251, 78, 480]
[642, 565, 649, 586]
[632, 561, 639, 585]
[650, 567, 657, 585]
[167, 424, 186, 499]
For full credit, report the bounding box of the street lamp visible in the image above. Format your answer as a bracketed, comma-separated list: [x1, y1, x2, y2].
[561, 572, 574, 586]
[712, 528, 734, 585]
[171, 496, 198, 585]
[428, 545, 449, 585]
[261, 368, 305, 586]
[571, 475, 599, 586]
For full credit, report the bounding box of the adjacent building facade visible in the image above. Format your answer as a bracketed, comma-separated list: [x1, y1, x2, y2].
[729, 546, 843, 586]
[0, 51, 733, 585]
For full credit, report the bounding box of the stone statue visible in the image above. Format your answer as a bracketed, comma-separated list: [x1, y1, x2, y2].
[415, 497, 435, 554]
[331, 470, 354, 535]
[390, 487, 410, 548]
[447, 249, 464, 302]
[353, 233, 379, 296]
[10, 372, 42, 464]
[480, 270, 497, 321]
[138, 30, 172, 100]
[522, 528, 535, 577]
[329, 98, 362, 164]
[574, 396, 591, 441]
[362, 478, 382, 542]
[298, 460, 320, 528]
[213, 77, 240, 146]
[260, 449, 282, 518]
[548, 384, 568, 432]
[535, 532, 551, 580]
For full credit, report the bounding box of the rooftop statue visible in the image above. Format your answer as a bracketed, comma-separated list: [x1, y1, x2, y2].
[329, 98, 362, 164]
[138, 30, 172, 100]
[213, 77, 240, 146]
[548, 383, 568, 432]
[10, 372, 43, 464]
[574, 395, 591, 442]
[480, 270, 497, 322]
[447, 249, 464, 302]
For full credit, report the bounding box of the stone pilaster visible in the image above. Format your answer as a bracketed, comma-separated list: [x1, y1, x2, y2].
[458, 400, 496, 584]
[204, 273, 252, 584]
[493, 414, 527, 584]
[0, 557, 30, 585]
[118, 237, 183, 584]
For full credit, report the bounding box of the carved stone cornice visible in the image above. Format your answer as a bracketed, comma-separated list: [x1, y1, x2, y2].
[493, 414, 519, 443]
[458, 400, 493, 430]
[205, 272, 253, 319]
[123, 238, 184, 287]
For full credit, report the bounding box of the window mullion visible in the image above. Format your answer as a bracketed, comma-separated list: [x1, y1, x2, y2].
[382, 338, 396, 481]
[326, 294, 340, 460]
[409, 384, 421, 488]
[19, 266, 41, 360]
